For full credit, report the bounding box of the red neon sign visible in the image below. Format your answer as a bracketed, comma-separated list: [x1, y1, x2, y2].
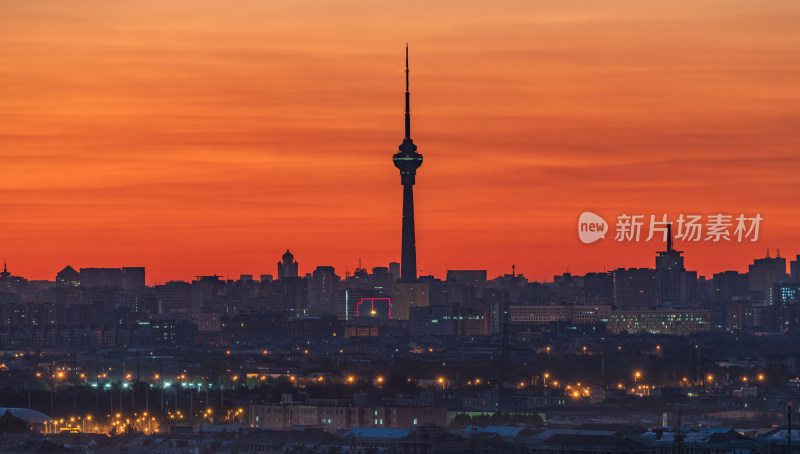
[356, 298, 392, 319]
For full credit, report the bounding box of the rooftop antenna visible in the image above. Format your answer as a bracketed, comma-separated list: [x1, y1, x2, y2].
[667, 223, 674, 252]
[777, 248, 781, 258]
[512, 265, 515, 277]
[767, 248, 771, 258]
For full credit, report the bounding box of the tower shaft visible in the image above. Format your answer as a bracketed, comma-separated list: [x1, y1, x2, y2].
[401, 184, 417, 282]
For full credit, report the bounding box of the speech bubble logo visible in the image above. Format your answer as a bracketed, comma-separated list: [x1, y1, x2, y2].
[578, 212, 608, 244]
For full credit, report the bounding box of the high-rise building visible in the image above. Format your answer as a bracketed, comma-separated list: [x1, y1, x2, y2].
[122, 266, 145, 290]
[156, 281, 192, 317]
[391, 281, 429, 320]
[583, 272, 614, 305]
[277, 250, 299, 279]
[272, 276, 308, 315]
[77, 266, 144, 289]
[655, 224, 694, 306]
[712, 271, 749, 301]
[389, 262, 400, 282]
[393, 46, 423, 283]
[748, 250, 788, 303]
[553, 273, 581, 304]
[446, 270, 487, 298]
[613, 268, 658, 310]
[191, 275, 224, 318]
[791, 255, 799, 282]
[772, 282, 800, 304]
[308, 266, 339, 316]
[55, 266, 80, 287]
[371, 267, 393, 291]
[80, 267, 124, 288]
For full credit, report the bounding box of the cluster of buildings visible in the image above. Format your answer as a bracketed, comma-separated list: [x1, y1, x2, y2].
[0, 246, 798, 349]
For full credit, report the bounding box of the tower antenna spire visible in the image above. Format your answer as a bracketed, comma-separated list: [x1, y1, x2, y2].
[405, 43, 411, 139]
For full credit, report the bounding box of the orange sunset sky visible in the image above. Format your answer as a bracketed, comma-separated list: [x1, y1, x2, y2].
[1, 0, 799, 284]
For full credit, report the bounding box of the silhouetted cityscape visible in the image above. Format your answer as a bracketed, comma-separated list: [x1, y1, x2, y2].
[1, 45, 799, 454]
[1, 230, 800, 450]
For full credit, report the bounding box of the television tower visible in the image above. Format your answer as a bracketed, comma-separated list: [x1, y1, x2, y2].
[393, 45, 423, 283]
